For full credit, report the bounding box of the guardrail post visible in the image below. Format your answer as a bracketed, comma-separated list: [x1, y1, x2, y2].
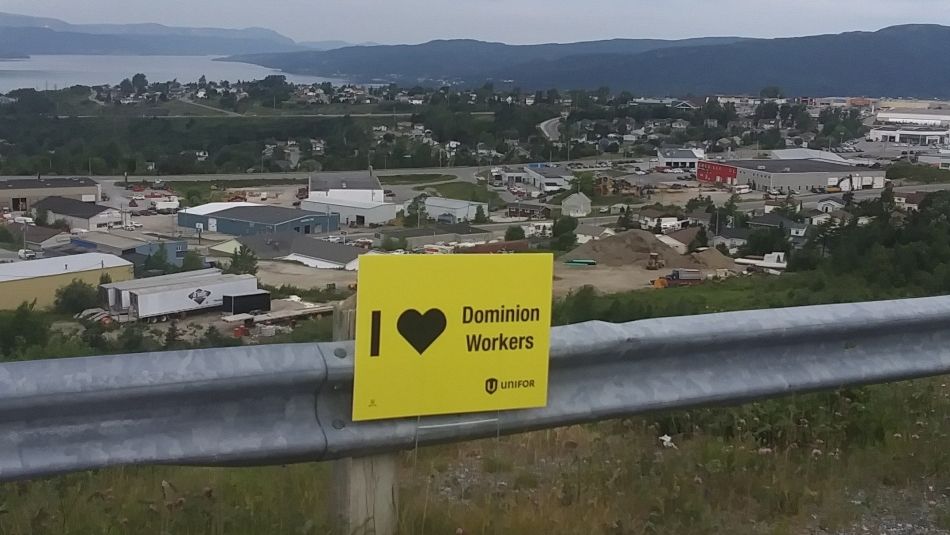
[330, 295, 398, 535]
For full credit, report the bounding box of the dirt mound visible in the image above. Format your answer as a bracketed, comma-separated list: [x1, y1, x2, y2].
[691, 248, 738, 271]
[563, 230, 700, 269]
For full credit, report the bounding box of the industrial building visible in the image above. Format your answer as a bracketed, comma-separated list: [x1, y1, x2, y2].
[70, 230, 189, 267]
[177, 203, 339, 236]
[423, 197, 489, 224]
[23, 226, 71, 251]
[31, 196, 123, 231]
[304, 172, 397, 226]
[234, 232, 367, 270]
[657, 147, 706, 169]
[376, 224, 493, 250]
[0, 252, 133, 310]
[0, 177, 100, 212]
[868, 125, 950, 145]
[877, 108, 950, 127]
[697, 159, 886, 193]
[523, 165, 574, 192]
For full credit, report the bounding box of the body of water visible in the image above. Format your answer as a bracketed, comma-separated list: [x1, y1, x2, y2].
[0, 55, 341, 93]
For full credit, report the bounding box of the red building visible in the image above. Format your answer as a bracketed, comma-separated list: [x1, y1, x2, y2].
[697, 160, 739, 185]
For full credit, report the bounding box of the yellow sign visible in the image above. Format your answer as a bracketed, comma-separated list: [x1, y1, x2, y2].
[353, 253, 553, 421]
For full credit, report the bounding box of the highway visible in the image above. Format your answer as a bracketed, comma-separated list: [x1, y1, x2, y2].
[538, 117, 562, 142]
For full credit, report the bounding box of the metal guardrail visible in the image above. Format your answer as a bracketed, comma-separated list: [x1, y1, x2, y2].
[3, 295, 950, 481]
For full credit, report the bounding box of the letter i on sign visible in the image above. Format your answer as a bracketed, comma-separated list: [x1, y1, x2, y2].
[370, 311, 381, 357]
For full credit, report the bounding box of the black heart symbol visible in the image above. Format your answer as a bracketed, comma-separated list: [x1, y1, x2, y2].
[397, 308, 447, 355]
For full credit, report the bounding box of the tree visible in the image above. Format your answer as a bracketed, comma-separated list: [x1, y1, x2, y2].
[843, 191, 855, 206]
[381, 237, 408, 251]
[760, 86, 784, 99]
[552, 215, 578, 237]
[473, 205, 489, 224]
[54, 279, 98, 314]
[553, 231, 577, 251]
[198, 75, 207, 87]
[226, 245, 259, 275]
[688, 227, 709, 252]
[180, 250, 205, 272]
[119, 78, 134, 94]
[132, 73, 148, 94]
[164, 321, 182, 350]
[741, 228, 789, 256]
[99, 272, 112, 285]
[144, 246, 170, 273]
[34, 209, 49, 226]
[505, 226, 526, 241]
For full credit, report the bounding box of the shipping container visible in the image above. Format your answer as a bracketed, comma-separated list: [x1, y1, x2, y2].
[222, 290, 272, 315]
[129, 274, 257, 320]
[101, 268, 222, 311]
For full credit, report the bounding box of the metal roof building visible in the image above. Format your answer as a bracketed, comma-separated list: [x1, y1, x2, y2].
[0, 177, 100, 212]
[177, 203, 339, 237]
[0, 252, 133, 310]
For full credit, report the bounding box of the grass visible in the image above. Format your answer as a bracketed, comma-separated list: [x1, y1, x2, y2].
[378, 174, 455, 185]
[887, 162, 950, 184]
[8, 276, 950, 532]
[413, 182, 503, 208]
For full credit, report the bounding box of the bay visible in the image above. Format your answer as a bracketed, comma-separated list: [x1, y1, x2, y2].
[0, 55, 342, 93]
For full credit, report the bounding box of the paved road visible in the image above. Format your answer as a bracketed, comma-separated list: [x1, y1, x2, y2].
[56, 111, 495, 120]
[538, 117, 561, 142]
[182, 97, 240, 117]
[737, 182, 950, 212]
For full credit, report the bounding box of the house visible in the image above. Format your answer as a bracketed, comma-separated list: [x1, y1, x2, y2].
[804, 209, 832, 226]
[748, 213, 807, 236]
[897, 192, 928, 212]
[575, 224, 616, 245]
[638, 208, 684, 232]
[704, 118, 720, 128]
[237, 232, 366, 271]
[31, 196, 123, 231]
[671, 119, 690, 130]
[687, 210, 712, 228]
[816, 196, 846, 213]
[22, 226, 71, 251]
[424, 197, 489, 224]
[561, 193, 592, 218]
[711, 227, 750, 255]
[658, 227, 702, 254]
[507, 203, 551, 220]
[763, 200, 784, 214]
[658, 147, 706, 170]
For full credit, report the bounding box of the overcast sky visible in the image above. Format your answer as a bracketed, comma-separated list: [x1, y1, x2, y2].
[1, 0, 946, 44]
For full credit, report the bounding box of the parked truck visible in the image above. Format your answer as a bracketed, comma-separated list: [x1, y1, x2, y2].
[653, 268, 703, 289]
[151, 198, 180, 214]
[128, 274, 258, 321]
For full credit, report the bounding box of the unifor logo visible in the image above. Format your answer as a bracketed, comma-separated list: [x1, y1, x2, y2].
[485, 378, 498, 395]
[189, 289, 211, 304]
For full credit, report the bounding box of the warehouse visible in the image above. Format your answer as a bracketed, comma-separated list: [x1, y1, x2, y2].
[423, 197, 489, 224]
[31, 196, 123, 231]
[0, 252, 133, 310]
[177, 203, 339, 236]
[308, 172, 385, 203]
[300, 196, 397, 226]
[70, 230, 189, 267]
[0, 177, 100, 212]
[236, 232, 367, 270]
[376, 224, 493, 249]
[657, 147, 706, 169]
[697, 159, 886, 193]
[877, 108, 950, 127]
[523, 165, 574, 192]
[868, 125, 950, 145]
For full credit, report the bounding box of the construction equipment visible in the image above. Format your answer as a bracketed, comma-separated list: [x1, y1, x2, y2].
[646, 252, 666, 270]
[653, 268, 703, 289]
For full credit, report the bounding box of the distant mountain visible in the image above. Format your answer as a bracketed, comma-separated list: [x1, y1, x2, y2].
[0, 12, 295, 45]
[0, 11, 301, 55]
[300, 40, 379, 51]
[224, 25, 950, 97]
[223, 37, 748, 82]
[493, 25, 950, 97]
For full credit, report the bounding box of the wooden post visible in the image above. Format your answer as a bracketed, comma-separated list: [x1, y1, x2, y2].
[331, 295, 398, 535]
